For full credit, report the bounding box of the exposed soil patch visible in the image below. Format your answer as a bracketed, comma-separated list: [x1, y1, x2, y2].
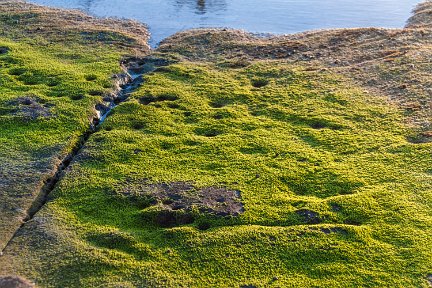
[0, 276, 34, 288]
[124, 56, 171, 75]
[295, 209, 322, 224]
[118, 181, 245, 221]
[8, 96, 53, 119]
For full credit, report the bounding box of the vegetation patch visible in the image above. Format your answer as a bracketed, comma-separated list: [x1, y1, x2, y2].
[0, 0, 149, 270]
[283, 170, 363, 198]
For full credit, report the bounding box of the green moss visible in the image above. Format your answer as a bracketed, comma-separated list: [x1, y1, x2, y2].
[0, 9, 144, 256]
[12, 60, 430, 287]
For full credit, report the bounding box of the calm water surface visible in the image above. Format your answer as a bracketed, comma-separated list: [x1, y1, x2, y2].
[29, 0, 422, 46]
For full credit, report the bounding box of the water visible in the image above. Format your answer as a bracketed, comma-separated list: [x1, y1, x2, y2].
[28, 0, 422, 47]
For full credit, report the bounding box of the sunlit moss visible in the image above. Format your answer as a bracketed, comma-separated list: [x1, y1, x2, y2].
[18, 60, 431, 287]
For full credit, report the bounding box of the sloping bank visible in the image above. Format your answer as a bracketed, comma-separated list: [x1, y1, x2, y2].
[0, 1, 431, 287]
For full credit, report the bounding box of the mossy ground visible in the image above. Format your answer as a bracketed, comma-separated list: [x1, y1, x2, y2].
[1, 2, 432, 287]
[0, 1, 148, 251]
[4, 59, 431, 287]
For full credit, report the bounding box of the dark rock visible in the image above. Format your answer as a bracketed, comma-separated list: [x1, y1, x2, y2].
[95, 103, 109, 115]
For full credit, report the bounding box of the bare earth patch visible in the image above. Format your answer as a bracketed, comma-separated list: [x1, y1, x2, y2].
[8, 96, 53, 120]
[118, 181, 244, 222]
[0, 276, 34, 288]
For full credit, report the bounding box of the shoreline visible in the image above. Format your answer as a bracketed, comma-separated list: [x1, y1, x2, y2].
[22, 3, 422, 48]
